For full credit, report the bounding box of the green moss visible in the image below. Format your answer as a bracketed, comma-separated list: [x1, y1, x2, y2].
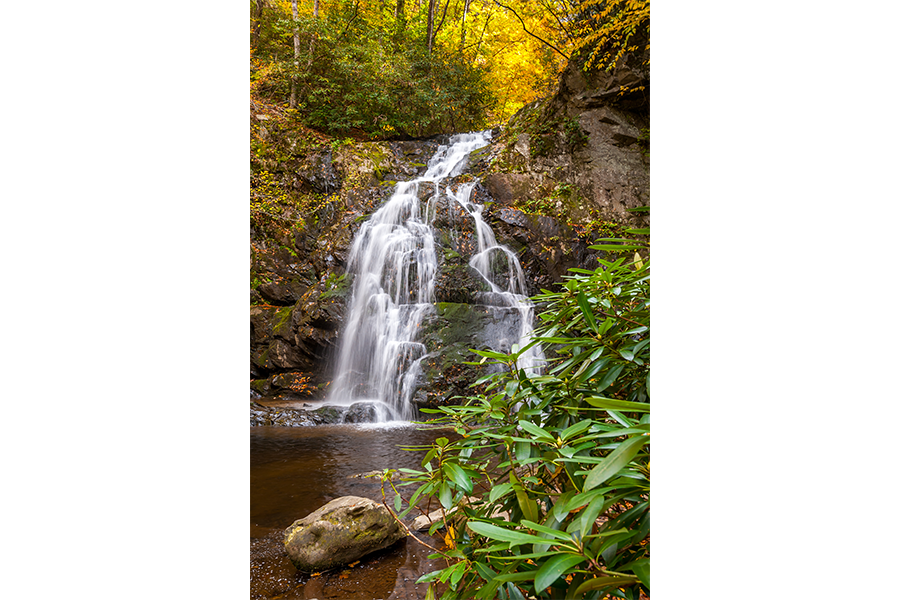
[272, 306, 294, 337]
[321, 272, 350, 299]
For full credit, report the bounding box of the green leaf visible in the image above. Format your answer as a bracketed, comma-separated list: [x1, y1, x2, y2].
[439, 482, 453, 509]
[473, 561, 497, 583]
[576, 291, 598, 333]
[506, 581, 528, 600]
[521, 519, 572, 541]
[572, 576, 639, 596]
[515, 441, 532, 462]
[450, 560, 466, 587]
[534, 553, 585, 592]
[393, 492, 402, 513]
[416, 570, 443, 583]
[489, 482, 515, 503]
[629, 558, 650, 588]
[516, 488, 539, 523]
[518, 420, 555, 442]
[595, 364, 624, 392]
[585, 397, 651, 412]
[492, 570, 540, 583]
[578, 493, 606, 538]
[559, 419, 593, 442]
[584, 435, 648, 490]
[589, 244, 647, 252]
[444, 462, 473, 494]
[466, 521, 551, 545]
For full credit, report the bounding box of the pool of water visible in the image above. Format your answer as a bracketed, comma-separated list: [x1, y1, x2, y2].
[251, 423, 454, 600]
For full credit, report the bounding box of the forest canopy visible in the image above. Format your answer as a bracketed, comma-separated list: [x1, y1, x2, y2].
[250, 0, 649, 138]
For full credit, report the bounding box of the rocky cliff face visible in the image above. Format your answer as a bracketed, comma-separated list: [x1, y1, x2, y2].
[250, 52, 649, 408]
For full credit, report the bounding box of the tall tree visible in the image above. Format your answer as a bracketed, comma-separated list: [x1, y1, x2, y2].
[426, 0, 436, 53]
[289, 0, 301, 108]
[460, 0, 471, 50]
[393, 0, 406, 45]
[308, 0, 319, 68]
[251, 0, 266, 49]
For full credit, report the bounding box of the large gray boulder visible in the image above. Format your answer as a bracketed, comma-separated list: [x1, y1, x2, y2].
[283, 496, 404, 572]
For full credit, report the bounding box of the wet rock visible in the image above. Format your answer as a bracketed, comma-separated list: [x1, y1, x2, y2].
[309, 405, 346, 424]
[269, 339, 305, 370]
[343, 401, 379, 423]
[296, 150, 340, 193]
[257, 280, 305, 305]
[283, 496, 404, 572]
[250, 404, 317, 427]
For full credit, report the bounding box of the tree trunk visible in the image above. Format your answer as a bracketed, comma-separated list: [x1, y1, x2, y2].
[290, 0, 301, 108]
[426, 0, 436, 53]
[393, 0, 406, 48]
[460, 0, 470, 51]
[434, 0, 451, 36]
[308, 0, 319, 68]
[251, 0, 266, 50]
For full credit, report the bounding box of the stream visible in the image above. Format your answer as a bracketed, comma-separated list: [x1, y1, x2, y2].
[251, 423, 455, 600]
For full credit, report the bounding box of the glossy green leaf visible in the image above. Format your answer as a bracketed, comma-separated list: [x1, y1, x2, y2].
[590, 244, 646, 252]
[506, 581, 528, 600]
[578, 494, 606, 537]
[492, 570, 540, 583]
[559, 419, 593, 442]
[393, 492, 402, 512]
[534, 553, 585, 592]
[450, 560, 466, 587]
[516, 489, 539, 523]
[444, 462, 473, 494]
[629, 558, 650, 588]
[515, 441, 532, 462]
[585, 397, 651, 412]
[473, 561, 497, 583]
[572, 575, 639, 596]
[521, 519, 572, 541]
[518, 420, 554, 442]
[576, 291, 598, 333]
[595, 364, 625, 392]
[584, 436, 648, 490]
[439, 482, 453, 509]
[416, 570, 442, 583]
[489, 482, 514, 503]
[466, 521, 550, 545]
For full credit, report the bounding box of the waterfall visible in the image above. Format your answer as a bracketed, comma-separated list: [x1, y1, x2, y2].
[328, 131, 542, 422]
[448, 182, 545, 377]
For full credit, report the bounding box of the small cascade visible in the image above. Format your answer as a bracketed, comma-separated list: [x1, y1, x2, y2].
[328, 131, 542, 422]
[448, 183, 545, 376]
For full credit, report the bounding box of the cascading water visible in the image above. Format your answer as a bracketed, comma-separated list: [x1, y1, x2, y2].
[328, 131, 542, 422]
[447, 182, 545, 376]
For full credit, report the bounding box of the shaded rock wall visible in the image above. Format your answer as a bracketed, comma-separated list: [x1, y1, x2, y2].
[481, 41, 649, 232]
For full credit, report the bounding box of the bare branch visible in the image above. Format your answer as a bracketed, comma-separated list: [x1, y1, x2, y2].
[493, 0, 570, 60]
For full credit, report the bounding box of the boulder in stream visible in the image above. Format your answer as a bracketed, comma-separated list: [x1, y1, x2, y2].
[283, 496, 404, 572]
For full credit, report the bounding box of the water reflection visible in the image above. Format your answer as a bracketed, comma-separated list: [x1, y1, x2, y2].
[251, 424, 455, 600]
[251, 423, 448, 531]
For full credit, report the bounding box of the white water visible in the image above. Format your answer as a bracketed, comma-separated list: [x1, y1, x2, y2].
[328, 131, 542, 421]
[448, 182, 545, 376]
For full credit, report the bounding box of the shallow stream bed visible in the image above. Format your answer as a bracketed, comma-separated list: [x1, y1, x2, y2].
[251, 423, 455, 600]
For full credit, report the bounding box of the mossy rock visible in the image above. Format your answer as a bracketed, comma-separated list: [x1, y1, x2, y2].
[283, 496, 404, 572]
